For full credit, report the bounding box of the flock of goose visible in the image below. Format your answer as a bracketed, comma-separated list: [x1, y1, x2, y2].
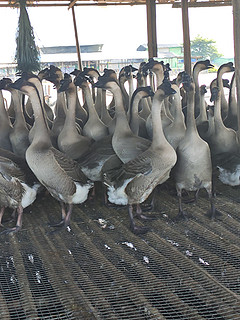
[0, 59, 239, 235]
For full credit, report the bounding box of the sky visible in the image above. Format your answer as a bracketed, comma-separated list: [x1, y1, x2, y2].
[0, 4, 234, 63]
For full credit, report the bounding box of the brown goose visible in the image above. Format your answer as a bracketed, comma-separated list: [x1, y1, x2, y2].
[0, 78, 29, 158]
[11, 77, 93, 228]
[173, 75, 218, 219]
[57, 74, 92, 160]
[103, 80, 177, 234]
[0, 155, 40, 234]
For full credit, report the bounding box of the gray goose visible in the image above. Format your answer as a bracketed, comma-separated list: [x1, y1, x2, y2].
[0, 155, 40, 234]
[74, 73, 108, 142]
[57, 74, 92, 160]
[207, 86, 239, 157]
[0, 87, 13, 151]
[173, 75, 218, 219]
[163, 83, 186, 150]
[0, 78, 30, 158]
[192, 59, 214, 116]
[129, 86, 154, 139]
[103, 80, 177, 234]
[224, 72, 238, 131]
[94, 75, 151, 164]
[11, 77, 93, 228]
[216, 62, 235, 120]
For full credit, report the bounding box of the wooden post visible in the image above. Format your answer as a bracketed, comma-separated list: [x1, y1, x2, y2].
[232, 0, 240, 138]
[181, 0, 192, 75]
[146, 0, 157, 59]
[71, 5, 82, 71]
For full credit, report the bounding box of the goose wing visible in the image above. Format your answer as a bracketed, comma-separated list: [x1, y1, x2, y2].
[51, 147, 89, 184]
[104, 153, 153, 188]
[0, 156, 26, 182]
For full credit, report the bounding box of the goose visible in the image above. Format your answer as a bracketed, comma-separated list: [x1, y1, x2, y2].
[0, 87, 13, 151]
[74, 72, 109, 142]
[207, 86, 239, 157]
[103, 80, 177, 234]
[173, 75, 218, 219]
[43, 65, 67, 147]
[216, 62, 235, 120]
[129, 86, 154, 139]
[224, 72, 238, 131]
[94, 75, 151, 164]
[0, 78, 30, 158]
[136, 63, 152, 121]
[11, 77, 93, 228]
[0, 155, 40, 234]
[163, 83, 186, 150]
[192, 59, 214, 116]
[57, 74, 92, 160]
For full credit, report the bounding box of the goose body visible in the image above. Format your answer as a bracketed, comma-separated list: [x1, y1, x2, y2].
[11, 77, 93, 227]
[104, 80, 177, 233]
[173, 76, 217, 219]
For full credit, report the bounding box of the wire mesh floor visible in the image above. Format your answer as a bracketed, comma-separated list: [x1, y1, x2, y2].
[0, 179, 240, 320]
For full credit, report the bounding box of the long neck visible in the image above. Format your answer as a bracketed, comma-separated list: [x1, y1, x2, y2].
[213, 93, 225, 128]
[10, 89, 28, 128]
[197, 92, 208, 122]
[228, 73, 237, 116]
[82, 83, 100, 119]
[171, 86, 186, 126]
[0, 90, 12, 126]
[110, 83, 132, 134]
[217, 68, 228, 117]
[151, 91, 167, 148]
[186, 89, 197, 134]
[64, 84, 77, 128]
[27, 88, 52, 146]
[129, 92, 144, 135]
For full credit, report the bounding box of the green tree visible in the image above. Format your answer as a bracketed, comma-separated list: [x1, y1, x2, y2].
[191, 35, 223, 61]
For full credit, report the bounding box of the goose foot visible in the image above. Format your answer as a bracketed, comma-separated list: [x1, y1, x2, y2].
[135, 213, 157, 221]
[49, 220, 65, 228]
[182, 197, 196, 204]
[174, 210, 191, 221]
[0, 226, 21, 235]
[206, 209, 222, 220]
[130, 224, 149, 235]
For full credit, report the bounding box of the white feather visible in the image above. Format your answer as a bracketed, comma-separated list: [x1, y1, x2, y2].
[106, 178, 134, 206]
[72, 182, 93, 204]
[217, 165, 240, 186]
[21, 183, 38, 208]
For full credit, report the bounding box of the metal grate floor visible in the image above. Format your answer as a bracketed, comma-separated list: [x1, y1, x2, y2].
[0, 179, 240, 319]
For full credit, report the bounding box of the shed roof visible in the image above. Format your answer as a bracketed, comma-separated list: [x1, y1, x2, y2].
[0, 0, 232, 7]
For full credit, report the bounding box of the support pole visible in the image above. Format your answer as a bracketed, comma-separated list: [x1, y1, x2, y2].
[146, 0, 157, 59]
[232, 0, 240, 138]
[181, 0, 191, 75]
[71, 5, 82, 71]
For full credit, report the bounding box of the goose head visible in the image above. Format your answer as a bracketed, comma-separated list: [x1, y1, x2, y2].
[93, 75, 119, 92]
[210, 86, 220, 103]
[42, 65, 63, 88]
[103, 68, 118, 82]
[73, 72, 91, 89]
[10, 77, 38, 96]
[0, 78, 13, 91]
[217, 62, 235, 79]
[158, 79, 177, 97]
[58, 73, 73, 93]
[70, 68, 81, 77]
[182, 72, 195, 93]
[82, 67, 100, 81]
[200, 84, 207, 96]
[193, 59, 214, 73]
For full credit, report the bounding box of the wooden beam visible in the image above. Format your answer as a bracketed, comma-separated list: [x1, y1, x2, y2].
[146, 0, 157, 59]
[232, 0, 240, 139]
[181, 0, 191, 75]
[71, 5, 83, 71]
[173, 1, 232, 7]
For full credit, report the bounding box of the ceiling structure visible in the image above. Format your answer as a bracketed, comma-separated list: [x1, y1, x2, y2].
[0, 0, 232, 7]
